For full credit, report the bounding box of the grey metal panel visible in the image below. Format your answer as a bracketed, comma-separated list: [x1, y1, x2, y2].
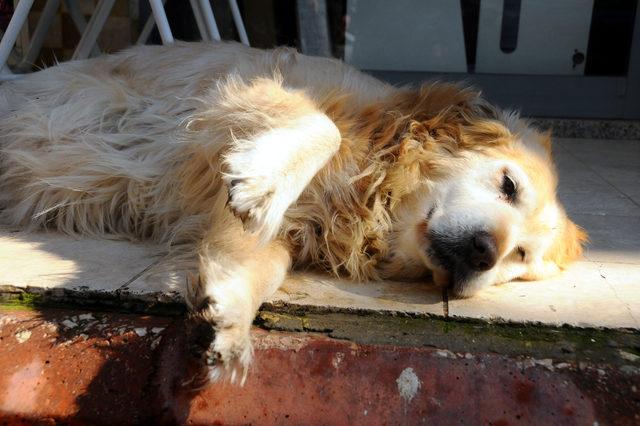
[624, 1, 640, 119]
[476, 0, 593, 75]
[297, 0, 332, 57]
[345, 0, 467, 72]
[367, 71, 635, 119]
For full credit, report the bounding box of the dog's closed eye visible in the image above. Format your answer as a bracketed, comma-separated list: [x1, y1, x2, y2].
[516, 246, 526, 261]
[501, 174, 518, 202]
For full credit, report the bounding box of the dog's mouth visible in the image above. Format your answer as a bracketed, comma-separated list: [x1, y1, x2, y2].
[421, 205, 483, 296]
[424, 237, 460, 292]
[423, 231, 485, 298]
[425, 250, 469, 294]
[426, 259, 477, 298]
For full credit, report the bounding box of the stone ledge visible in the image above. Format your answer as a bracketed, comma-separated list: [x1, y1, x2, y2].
[531, 118, 640, 140]
[1, 228, 638, 330]
[0, 307, 638, 424]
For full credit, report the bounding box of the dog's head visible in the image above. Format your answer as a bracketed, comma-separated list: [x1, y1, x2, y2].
[386, 93, 587, 297]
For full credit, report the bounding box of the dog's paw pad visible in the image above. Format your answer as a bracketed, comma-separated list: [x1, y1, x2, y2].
[205, 328, 253, 385]
[224, 173, 287, 242]
[187, 284, 254, 385]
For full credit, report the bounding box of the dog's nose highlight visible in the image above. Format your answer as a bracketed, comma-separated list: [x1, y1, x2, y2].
[470, 232, 498, 271]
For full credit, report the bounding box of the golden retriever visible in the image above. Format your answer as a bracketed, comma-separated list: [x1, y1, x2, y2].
[0, 42, 586, 382]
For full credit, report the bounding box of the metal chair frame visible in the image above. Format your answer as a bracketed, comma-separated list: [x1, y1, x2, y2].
[0, 0, 250, 80]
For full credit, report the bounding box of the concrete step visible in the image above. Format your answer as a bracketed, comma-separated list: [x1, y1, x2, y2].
[0, 307, 638, 424]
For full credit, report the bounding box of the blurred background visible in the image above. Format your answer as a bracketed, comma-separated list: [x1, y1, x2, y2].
[1, 0, 638, 120]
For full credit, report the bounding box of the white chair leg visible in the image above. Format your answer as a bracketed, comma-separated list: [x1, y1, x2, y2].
[197, 0, 220, 41]
[0, 29, 22, 64]
[228, 0, 249, 46]
[0, 64, 21, 80]
[64, 0, 101, 57]
[189, 0, 210, 41]
[135, 13, 155, 45]
[149, 0, 174, 44]
[72, 0, 116, 60]
[18, 0, 60, 71]
[0, 0, 35, 73]
[135, 0, 168, 45]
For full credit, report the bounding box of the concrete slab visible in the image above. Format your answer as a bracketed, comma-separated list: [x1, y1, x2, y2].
[556, 138, 640, 215]
[558, 138, 640, 168]
[555, 142, 640, 217]
[268, 273, 444, 316]
[0, 228, 162, 293]
[558, 190, 640, 217]
[572, 214, 640, 264]
[590, 164, 640, 207]
[446, 261, 640, 329]
[120, 268, 184, 302]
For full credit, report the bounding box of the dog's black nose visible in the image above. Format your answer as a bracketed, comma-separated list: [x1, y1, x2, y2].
[469, 232, 498, 271]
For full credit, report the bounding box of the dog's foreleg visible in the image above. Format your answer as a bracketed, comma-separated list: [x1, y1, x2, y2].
[221, 85, 341, 244]
[186, 211, 291, 384]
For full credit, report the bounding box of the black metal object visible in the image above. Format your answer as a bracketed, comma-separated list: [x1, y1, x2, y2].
[499, 0, 521, 54]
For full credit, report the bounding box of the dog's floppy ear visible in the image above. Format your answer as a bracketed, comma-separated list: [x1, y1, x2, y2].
[521, 129, 553, 161]
[496, 110, 553, 160]
[537, 129, 553, 155]
[545, 215, 589, 269]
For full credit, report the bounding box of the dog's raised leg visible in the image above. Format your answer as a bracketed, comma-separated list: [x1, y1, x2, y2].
[186, 207, 291, 384]
[219, 79, 342, 243]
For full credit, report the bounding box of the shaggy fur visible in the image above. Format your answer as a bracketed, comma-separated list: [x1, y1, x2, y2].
[0, 41, 586, 382]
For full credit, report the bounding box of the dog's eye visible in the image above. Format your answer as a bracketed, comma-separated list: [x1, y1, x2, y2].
[516, 246, 526, 261]
[501, 174, 517, 202]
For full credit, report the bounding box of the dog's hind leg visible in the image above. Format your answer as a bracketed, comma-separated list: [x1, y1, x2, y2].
[200, 77, 341, 244]
[186, 203, 291, 384]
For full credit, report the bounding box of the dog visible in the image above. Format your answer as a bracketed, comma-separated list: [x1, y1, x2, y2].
[0, 41, 586, 382]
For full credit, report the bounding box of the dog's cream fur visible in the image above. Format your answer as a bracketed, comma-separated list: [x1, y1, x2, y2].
[0, 42, 586, 382]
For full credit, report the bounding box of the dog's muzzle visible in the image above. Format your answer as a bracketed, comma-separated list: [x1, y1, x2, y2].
[468, 232, 498, 271]
[429, 230, 498, 288]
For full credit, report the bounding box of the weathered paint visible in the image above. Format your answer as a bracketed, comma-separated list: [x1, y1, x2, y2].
[0, 307, 638, 425]
[396, 367, 421, 403]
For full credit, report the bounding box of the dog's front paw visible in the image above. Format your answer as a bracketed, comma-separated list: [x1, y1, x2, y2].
[224, 172, 289, 243]
[204, 325, 253, 384]
[186, 315, 253, 386]
[222, 114, 341, 243]
[186, 273, 255, 385]
[222, 126, 321, 243]
[189, 302, 254, 385]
